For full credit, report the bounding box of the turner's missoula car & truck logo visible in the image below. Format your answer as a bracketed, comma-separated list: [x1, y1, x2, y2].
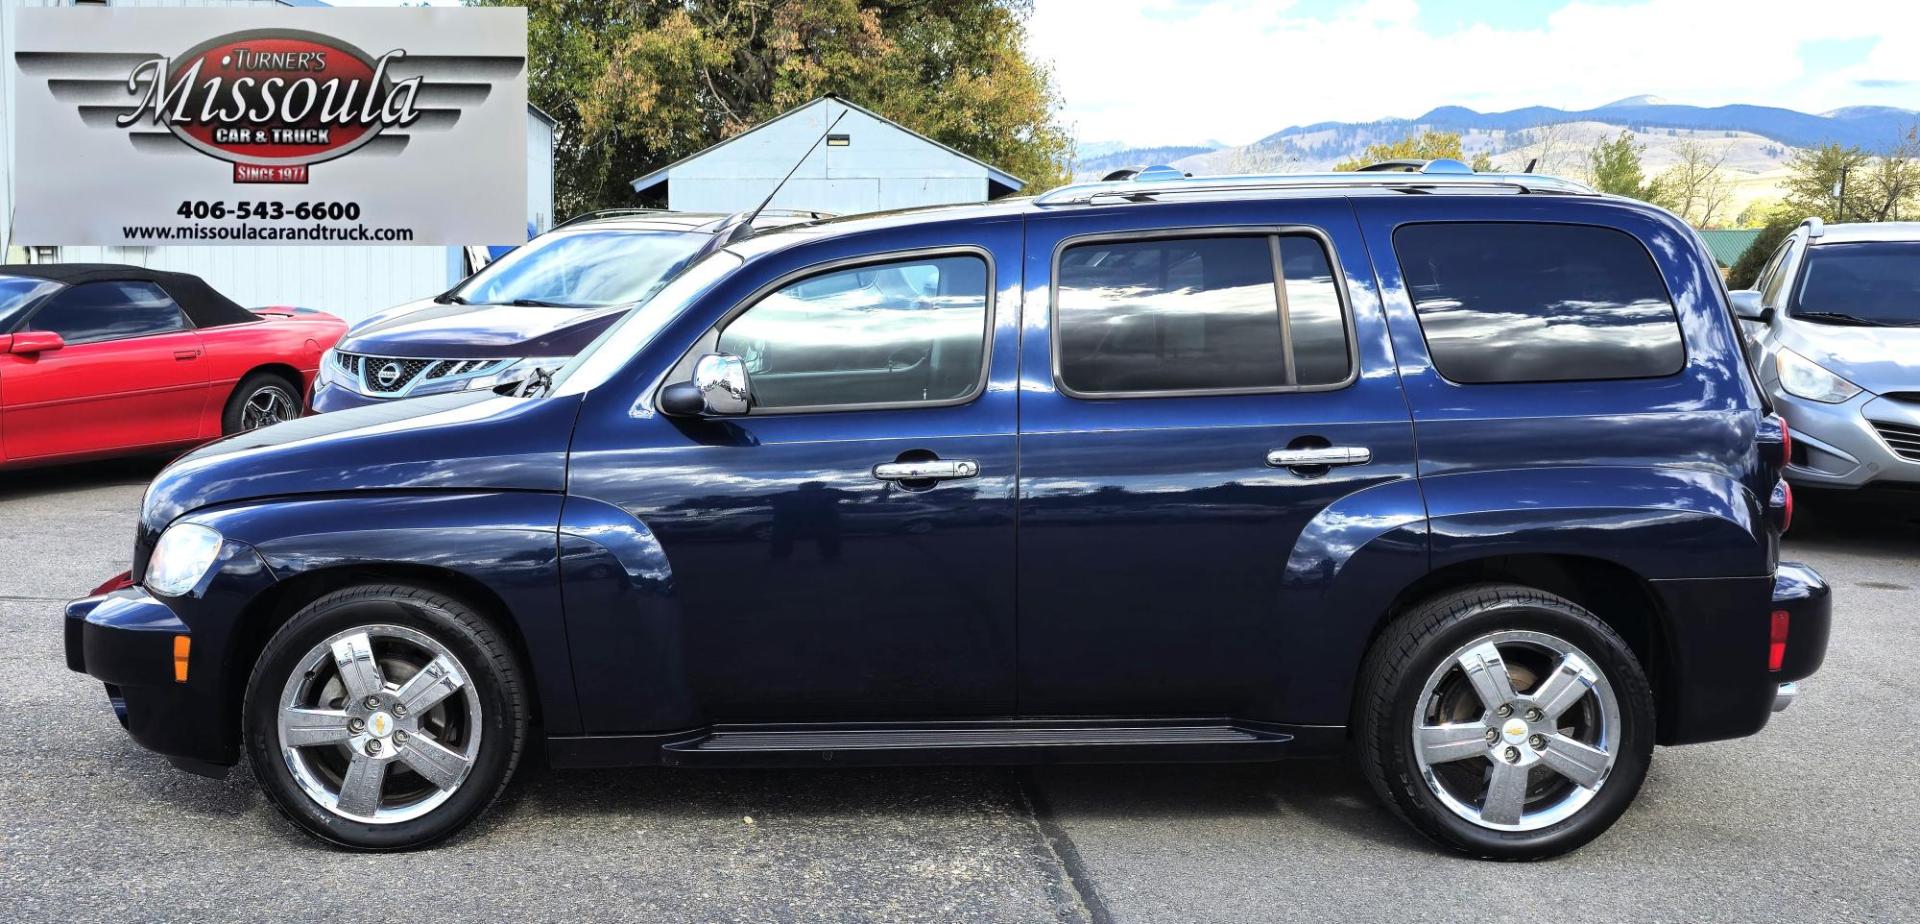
[115, 30, 422, 184]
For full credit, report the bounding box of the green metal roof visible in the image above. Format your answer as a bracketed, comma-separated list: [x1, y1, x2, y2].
[1699, 228, 1763, 268]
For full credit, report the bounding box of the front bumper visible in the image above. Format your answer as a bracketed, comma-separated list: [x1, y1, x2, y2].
[1773, 387, 1920, 490]
[64, 542, 279, 770]
[309, 378, 389, 413]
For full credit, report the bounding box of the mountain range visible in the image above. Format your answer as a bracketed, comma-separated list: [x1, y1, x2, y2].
[1074, 98, 1919, 179]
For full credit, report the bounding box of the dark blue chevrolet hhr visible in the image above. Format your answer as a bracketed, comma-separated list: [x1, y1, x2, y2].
[65, 163, 1830, 858]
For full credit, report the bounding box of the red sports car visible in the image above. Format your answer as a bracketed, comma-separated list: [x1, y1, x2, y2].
[0, 264, 346, 469]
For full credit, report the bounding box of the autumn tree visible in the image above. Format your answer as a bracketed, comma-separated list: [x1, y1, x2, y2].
[1519, 121, 1581, 178]
[1334, 129, 1494, 172]
[1651, 139, 1734, 227]
[1861, 125, 1920, 221]
[479, 0, 1074, 216]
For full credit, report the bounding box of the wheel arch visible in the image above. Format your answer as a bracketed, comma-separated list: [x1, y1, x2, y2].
[1358, 552, 1677, 742]
[187, 490, 580, 747]
[226, 562, 542, 741]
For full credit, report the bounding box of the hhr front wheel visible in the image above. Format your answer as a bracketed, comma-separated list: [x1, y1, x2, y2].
[1358, 584, 1655, 860]
[243, 585, 527, 849]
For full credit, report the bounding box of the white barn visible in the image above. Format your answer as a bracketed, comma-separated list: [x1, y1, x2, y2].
[1, 0, 555, 327]
[629, 95, 1024, 215]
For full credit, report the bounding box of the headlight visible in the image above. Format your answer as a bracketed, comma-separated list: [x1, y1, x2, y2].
[146, 523, 224, 597]
[317, 348, 345, 386]
[466, 356, 569, 393]
[1776, 349, 1862, 404]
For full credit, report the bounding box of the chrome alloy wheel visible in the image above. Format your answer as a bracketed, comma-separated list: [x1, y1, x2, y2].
[277, 625, 481, 824]
[1412, 630, 1621, 832]
[241, 384, 298, 431]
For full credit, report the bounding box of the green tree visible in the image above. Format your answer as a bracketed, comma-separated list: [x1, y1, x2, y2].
[1587, 131, 1659, 200]
[1780, 142, 1873, 221]
[1334, 129, 1493, 172]
[1727, 217, 1793, 290]
[476, 0, 1073, 217]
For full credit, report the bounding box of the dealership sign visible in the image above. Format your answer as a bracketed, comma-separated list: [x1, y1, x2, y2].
[10, 8, 527, 246]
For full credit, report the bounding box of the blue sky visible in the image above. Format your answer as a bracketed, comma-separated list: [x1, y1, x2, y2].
[1027, 0, 1920, 146]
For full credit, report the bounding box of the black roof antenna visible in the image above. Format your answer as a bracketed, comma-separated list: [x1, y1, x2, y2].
[720, 107, 849, 246]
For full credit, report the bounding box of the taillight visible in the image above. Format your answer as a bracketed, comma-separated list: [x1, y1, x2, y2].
[1759, 414, 1791, 468]
[1781, 481, 1794, 534]
[1769, 609, 1790, 671]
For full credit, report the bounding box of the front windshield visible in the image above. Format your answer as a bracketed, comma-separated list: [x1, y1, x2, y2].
[0, 276, 63, 330]
[452, 229, 708, 308]
[1793, 242, 1920, 327]
[550, 250, 746, 396]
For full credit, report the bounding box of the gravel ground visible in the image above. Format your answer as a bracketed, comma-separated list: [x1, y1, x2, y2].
[2, 457, 1914, 923]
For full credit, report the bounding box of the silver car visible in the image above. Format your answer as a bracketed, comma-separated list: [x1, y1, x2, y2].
[1731, 218, 1920, 491]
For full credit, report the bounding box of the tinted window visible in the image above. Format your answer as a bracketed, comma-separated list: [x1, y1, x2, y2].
[1396, 222, 1684, 383]
[718, 254, 989, 411]
[1055, 234, 1349, 395]
[24, 281, 188, 343]
[1793, 242, 1920, 326]
[455, 229, 707, 308]
[0, 276, 63, 331]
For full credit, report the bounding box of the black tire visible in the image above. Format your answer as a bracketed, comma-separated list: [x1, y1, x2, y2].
[222, 370, 303, 435]
[1356, 584, 1655, 860]
[243, 584, 528, 850]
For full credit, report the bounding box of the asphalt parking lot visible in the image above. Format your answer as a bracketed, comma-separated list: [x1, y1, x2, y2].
[2, 459, 1916, 924]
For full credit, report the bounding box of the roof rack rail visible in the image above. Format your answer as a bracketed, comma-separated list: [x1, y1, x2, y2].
[1033, 169, 1595, 207]
[554, 208, 673, 229]
[1800, 216, 1825, 239]
[1355, 157, 1476, 174]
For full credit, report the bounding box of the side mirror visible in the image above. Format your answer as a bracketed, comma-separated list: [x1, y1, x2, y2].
[6, 331, 65, 355]
[1729, 290, 1772, 323]
[660, 352, 752, 417]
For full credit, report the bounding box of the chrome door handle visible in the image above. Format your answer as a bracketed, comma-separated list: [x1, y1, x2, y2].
[873, 459, 980, 481]
[1266, 447, 1372, 468]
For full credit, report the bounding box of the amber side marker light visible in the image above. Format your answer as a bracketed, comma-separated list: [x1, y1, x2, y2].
[173, 635, 191, 683]
[1768, 610, 1790, 672]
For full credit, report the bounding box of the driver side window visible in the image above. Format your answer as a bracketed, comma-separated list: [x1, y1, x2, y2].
[25, 281, 188, 344]
[718, 253, 991, 412]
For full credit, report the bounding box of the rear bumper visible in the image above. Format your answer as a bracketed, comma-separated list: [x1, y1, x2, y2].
[1768, 560, 1831, 685]
[1648, 560, 1831, 745]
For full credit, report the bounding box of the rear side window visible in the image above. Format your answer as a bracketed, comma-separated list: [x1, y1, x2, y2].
[1054, 233, 1351, 396]
[23, 281, 189, 344]
[1395, 222, 1684, 384]
[718, 253, 990, 411]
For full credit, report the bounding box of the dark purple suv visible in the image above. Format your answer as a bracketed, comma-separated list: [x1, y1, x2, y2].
[312, 209, 826, 412]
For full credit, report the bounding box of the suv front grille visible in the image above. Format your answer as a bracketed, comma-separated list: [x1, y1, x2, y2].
[336, 352, 511, 395]
[1872, 420, 1920, 462]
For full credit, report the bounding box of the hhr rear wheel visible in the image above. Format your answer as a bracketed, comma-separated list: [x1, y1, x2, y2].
[1358, 584, 1655, 860]
[243, 585, 526, 850]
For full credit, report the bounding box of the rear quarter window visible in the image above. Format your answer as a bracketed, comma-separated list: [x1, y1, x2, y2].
[1394, 222, 1685, 384]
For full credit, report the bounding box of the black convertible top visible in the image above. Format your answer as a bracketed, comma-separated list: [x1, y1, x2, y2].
[0, 263, 257, 328]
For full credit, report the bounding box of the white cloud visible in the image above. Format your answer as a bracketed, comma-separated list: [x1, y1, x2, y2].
[1028, 0, 1920, 147]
